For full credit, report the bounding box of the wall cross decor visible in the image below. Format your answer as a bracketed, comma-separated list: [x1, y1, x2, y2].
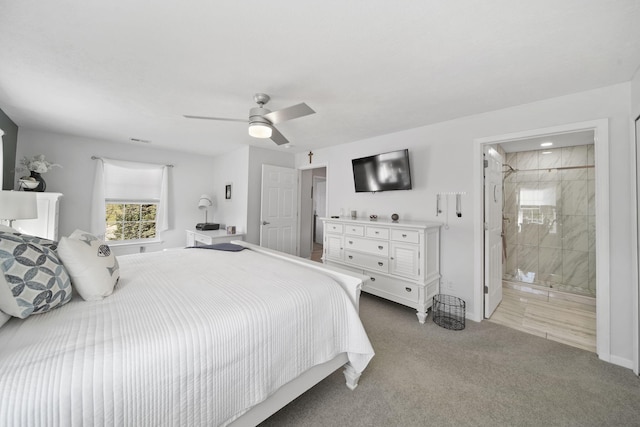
[308, 151, 314, 164]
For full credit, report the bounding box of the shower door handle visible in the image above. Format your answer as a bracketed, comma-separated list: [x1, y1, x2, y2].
[493, 184, 498, 203]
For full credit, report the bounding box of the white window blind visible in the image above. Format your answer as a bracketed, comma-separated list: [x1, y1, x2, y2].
[104, 161, 164, 201]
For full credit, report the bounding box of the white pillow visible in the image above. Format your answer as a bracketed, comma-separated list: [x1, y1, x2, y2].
[0, 310, 10, 328]
[57, 230, 120, 301]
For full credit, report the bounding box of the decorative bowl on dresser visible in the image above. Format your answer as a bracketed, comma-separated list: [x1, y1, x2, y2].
[321, 217, 441, 323]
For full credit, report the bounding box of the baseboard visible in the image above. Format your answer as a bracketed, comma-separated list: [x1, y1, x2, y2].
[609, 354, 634, 370]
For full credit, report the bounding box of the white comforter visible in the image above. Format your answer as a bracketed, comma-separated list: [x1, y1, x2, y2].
[0, 248, 374, 426]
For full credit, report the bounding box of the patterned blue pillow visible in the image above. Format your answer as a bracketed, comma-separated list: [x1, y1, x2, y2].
[0, 232, 72, 318]
[0, 230, 58, 251]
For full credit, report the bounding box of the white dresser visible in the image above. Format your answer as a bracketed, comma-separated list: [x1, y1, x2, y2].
[321, 217, 441, 323]
[12, 192, 63, 240]
[186, 229, 245, 246]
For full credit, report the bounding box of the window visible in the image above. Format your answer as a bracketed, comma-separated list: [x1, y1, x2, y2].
[91, 158, 169, 242]
[105, 202, 158, 241]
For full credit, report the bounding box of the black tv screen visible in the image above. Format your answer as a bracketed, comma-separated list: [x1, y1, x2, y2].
[352, 149, 412, 192]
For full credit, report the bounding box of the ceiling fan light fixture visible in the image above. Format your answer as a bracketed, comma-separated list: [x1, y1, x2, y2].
[248, 122, 272, 138]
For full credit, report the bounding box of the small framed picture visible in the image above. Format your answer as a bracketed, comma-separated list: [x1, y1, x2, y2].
[225, 184, 232, 200]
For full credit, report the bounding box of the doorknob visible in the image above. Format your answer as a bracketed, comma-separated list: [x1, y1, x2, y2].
[262, 221, 270, 225]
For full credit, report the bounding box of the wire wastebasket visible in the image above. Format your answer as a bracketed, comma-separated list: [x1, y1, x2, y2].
[432, 294, 465, 330]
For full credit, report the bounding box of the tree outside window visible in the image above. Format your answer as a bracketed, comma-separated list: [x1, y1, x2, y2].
[105, 202, 157, 241]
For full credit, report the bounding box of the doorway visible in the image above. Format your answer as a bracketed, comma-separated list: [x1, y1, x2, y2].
[299, 165, 327, 261]
[490, 131, 597, 352]
[474, 119, 611, 361]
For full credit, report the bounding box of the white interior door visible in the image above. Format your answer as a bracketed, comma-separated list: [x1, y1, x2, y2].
[484, 146, 503, 318]
[260, 164, 298, 255]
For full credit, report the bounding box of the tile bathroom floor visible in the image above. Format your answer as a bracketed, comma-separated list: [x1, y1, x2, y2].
[488, 281, 596, 353]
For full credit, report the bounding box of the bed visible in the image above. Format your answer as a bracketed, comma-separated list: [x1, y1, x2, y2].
[0, 238, 374, 427]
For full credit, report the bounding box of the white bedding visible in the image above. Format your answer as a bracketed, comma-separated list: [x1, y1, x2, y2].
[0, 248, 374, 426]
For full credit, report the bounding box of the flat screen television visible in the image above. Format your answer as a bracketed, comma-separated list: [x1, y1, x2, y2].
[352, 149, 412, 193]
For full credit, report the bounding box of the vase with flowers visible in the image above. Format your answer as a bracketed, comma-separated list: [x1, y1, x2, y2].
[18, 155, 62, 192]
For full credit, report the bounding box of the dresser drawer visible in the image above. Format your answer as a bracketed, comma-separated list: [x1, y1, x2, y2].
[326, 222, 344, 234]
[345, 250, 388, 273]
[344, 236, 389, 256]
[345, 224, 365, 236]
[363, 274, 419, 305]
[366, 226, 389, 239]
[391, 229, 420, 244]
[194, 233, 213, 245]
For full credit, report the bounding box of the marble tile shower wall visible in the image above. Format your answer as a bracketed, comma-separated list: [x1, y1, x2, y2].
[503, 145, 595, 296]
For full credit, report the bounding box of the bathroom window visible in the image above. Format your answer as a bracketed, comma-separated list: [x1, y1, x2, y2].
[519, 186, 557, 231]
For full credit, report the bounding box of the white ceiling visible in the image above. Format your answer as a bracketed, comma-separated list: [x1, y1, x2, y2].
[1, 1, 639, 157]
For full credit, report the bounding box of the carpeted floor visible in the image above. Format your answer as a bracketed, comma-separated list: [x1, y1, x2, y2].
[260, 293, 640, 426]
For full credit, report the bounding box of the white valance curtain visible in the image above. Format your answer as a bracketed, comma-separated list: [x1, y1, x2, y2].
[91, 158, 169, 238]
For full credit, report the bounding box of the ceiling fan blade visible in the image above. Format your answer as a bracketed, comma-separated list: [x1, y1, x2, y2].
[183, 115, 247, 123]
[263, 103, 315, 125]
[269, 126, 290, 146]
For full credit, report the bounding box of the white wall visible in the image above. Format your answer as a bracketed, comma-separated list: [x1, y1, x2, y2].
[632, 68, 640, 117]
[208, 146, 249, 234]
[296, 83, 636, 367]
[15, 128, 218, 254]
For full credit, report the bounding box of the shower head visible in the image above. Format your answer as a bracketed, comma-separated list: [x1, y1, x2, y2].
[502, 164, 517, 181]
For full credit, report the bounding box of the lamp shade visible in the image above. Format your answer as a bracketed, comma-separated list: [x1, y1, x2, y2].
[198, 194, 213, 209]
[0, 191, 38, 222]
[248, 123, 272, 139]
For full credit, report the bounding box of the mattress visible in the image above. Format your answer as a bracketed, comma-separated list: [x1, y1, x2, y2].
[0, 248, 374, 426]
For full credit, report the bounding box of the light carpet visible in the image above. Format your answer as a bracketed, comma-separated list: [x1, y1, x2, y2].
[260, 292, 640, 426]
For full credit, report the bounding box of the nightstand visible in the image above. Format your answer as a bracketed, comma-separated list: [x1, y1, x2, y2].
[186, 229, 245, 246]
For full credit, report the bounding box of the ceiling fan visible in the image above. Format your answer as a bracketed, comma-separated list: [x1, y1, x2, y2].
[184, 93, 315, 146]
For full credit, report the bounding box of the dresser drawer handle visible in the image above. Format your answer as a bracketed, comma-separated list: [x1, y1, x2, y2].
[378, 245, 384, 250]
[374, 231, 379, 234]
[349, 240, 353, 244]
[405, 287, 412, 292]
[402, 234, 407, 238]
[348, 255, 353, 259]
[370, 277, 376, 282]
[378, 262, 383, 266]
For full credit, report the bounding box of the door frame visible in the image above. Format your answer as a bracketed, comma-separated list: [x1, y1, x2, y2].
[297, 163, 329, 258]
[633, 113, 640, 375]
[473, 119, 611, 362]
[483, 145, 503, 318]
